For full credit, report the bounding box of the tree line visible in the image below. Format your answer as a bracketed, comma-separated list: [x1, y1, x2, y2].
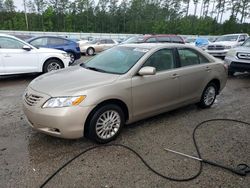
[0, 0, 250, 35]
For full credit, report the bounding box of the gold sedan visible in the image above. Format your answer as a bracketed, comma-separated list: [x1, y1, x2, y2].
[23, 43, 227, 143]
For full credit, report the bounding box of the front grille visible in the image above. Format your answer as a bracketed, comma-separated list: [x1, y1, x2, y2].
[207, 45, 225, 50]
[24, 93, 43, 106]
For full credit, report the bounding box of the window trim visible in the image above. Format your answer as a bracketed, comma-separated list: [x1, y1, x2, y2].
[137, 48, 178, 74]
[176, 47, 210, 68]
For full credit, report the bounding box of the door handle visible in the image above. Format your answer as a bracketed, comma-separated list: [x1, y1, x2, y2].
[172, 73, 180, 79]
[205, 66, 211, 71]
[4, 54, 11, 57]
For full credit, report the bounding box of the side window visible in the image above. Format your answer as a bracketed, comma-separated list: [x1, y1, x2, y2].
[47, 38, 66, 45]
[100, 40, 106, 44]
[143, 49, 175, 72]
[146, 37, 157, 43]
[157, 37, 171, 43]
[178, 49, 200, 67]
[30, 38, 47, 46]
[0, 37, 24, 49]
[106, 39, 114, 44]
[239, 35, 245, 42]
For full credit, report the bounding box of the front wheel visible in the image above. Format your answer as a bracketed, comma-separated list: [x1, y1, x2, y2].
[198, 83, 217, 108]
[43, 59, 63, 73]
[68, 52, 76, 65]
[87, 104, 124, 144]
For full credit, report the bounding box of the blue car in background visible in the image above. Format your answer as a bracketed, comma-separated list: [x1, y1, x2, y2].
[195, 37, 210, 48]
[27, 36, 81, 64]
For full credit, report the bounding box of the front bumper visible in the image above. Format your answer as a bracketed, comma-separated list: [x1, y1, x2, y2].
[205, 49, 230, 57]
[22, 88, 94, 139]
[225, 56, 250, 72]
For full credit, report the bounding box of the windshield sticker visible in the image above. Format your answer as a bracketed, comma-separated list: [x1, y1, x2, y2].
[133, 48, 149, 53]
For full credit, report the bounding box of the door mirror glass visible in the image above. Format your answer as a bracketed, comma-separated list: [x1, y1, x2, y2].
[23, 45, 32, 51]
[138, 66, 156, 76]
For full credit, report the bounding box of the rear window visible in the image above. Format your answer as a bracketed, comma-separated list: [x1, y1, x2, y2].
[171, 36, 184, 43]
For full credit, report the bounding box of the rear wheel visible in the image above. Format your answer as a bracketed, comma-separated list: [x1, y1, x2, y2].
[86, 104, 124, 144]
[198, 83, 217, 108]
[43, 59, 63, 73]
[87, 47, 95, 56]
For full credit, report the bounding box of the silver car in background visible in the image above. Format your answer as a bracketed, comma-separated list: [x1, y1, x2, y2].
[225, 37, 250, 75]
[23, 44, 227, 143]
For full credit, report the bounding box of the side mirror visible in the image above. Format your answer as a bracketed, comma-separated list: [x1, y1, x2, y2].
[23, 45, 32, 51]
[138, 66, 156, 76]
[96, 42, 100, 45]
[239, 38, 245, 42]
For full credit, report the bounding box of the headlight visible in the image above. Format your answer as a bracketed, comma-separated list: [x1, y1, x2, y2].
[237, 52, 250, 59]
[42, 96, 86, 108]
[225, 46, 232, 49]
[63, 53, 69, 58]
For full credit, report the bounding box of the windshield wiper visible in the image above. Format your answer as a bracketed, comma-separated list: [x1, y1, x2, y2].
[85, 66, 107, 73]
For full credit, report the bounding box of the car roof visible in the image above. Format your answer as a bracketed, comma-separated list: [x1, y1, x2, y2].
[120, 43, 188, 49]
[0, 33, 16, 38]
[222, 33, 248, 36]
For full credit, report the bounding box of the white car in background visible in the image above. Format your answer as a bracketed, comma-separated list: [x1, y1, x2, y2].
[0, 34, 70, 75]
[225, 37, 250, 75]
[205, 33, 249, 57]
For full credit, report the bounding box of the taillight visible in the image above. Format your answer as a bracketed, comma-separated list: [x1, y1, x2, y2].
[223, 63, 228, 72]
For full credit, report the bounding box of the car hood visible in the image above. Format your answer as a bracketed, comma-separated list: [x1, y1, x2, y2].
[35, 47, 65, 54]
[29, 66, 120, 96]
[233, 46, 250, 53]
[210, 41, 238, 47]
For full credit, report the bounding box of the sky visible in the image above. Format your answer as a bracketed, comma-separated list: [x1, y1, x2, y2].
[13, 0, 249, 23]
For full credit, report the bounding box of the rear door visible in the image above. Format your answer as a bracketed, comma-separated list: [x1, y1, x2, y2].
[177, 48, 211, 102]
[104, 39, 116, 50]
[0, 36, 38, 74]
[132, 48, 181, 118]
[47, 37, 67, 51]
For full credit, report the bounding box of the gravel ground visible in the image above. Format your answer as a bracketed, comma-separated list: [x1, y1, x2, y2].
[0, 57, 250, 188]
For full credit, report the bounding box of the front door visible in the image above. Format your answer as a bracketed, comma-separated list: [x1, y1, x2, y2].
[132, 48, 181, 119]
[0, 36, 38, 74]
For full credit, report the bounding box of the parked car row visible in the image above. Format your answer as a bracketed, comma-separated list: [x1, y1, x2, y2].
[0, 34, 70, 75]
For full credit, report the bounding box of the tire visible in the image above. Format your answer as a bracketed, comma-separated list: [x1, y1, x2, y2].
[228, 70, 235, 76]
[87, 104, 125, 144]
[68, 52, 75, 65]
[198, 82, 217, 108]
[87, 47, 95, 56]
[43, 59, 64, 73]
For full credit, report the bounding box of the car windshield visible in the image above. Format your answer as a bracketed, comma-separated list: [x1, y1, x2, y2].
[82, 46, 148, 74]
[216, 35, 238, 42]
[242, 38, 250, 47]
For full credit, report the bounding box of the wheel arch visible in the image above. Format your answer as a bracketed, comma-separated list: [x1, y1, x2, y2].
[42, 57, 64, 72]
[208, 78, 220, 94]
[84, 98, 129, 137]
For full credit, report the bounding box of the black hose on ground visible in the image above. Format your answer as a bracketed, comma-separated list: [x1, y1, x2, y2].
[40, 119, 250, 188]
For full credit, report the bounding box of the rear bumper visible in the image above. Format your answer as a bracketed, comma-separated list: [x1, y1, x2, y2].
[74, 51, 81, 60]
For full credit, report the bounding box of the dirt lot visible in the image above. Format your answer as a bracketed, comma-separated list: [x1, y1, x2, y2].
[0, 60, 250, 187]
